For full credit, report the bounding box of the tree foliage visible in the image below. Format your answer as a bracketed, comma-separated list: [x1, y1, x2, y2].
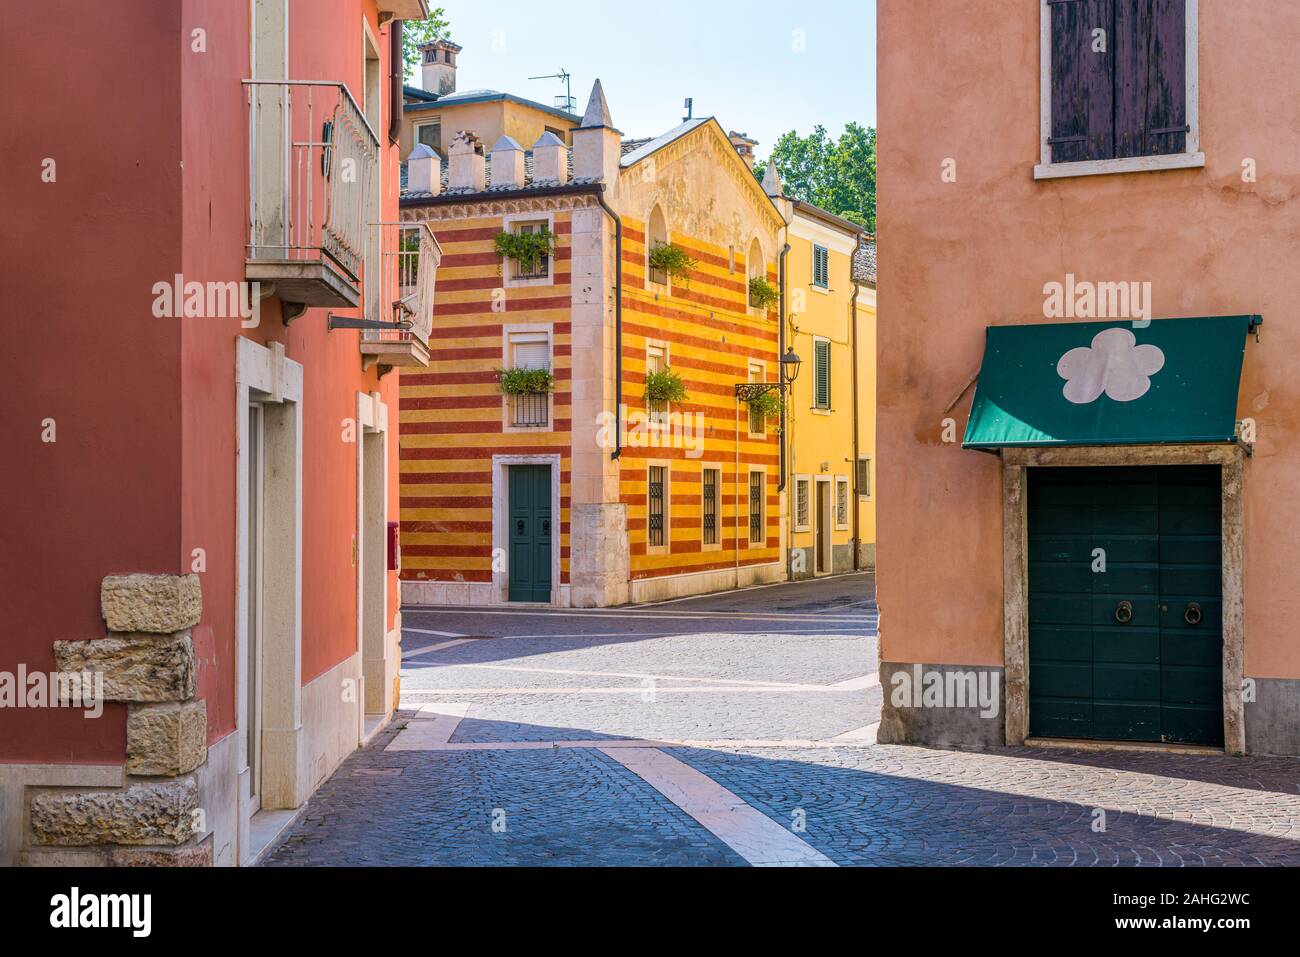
[754, 123, 876, 233]
[401, 11, 452, 83]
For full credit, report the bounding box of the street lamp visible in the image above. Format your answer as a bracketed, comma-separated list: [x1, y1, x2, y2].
[780, 347, 802, 386]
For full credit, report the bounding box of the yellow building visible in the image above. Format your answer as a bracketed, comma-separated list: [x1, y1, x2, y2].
[766, 171, 876, 577]
[400, 40, 580, 159]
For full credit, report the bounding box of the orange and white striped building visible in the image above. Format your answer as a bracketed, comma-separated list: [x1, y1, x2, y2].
[398, 82, 790, 606]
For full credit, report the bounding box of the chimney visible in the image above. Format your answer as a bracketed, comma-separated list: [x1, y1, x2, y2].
[729, 131, 758, 170]
[531, 131, 569, 186]
[572, 79, 622, 185]
[407, 143, 442, 195]
[489, 135, 525, 189]
[419, 39, 462, 96]
[448, 131, 485, 192]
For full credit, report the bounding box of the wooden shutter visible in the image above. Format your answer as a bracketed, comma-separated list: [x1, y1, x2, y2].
[856, 457, 870, 498]
[814, 340, 831, 409]
[1049, 0, 1115, 163]
[1115, 0, 1187, 158]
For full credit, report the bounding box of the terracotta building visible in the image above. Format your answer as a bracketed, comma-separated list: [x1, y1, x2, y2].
[878, 0, 1298, 754]
[1, 0, 436, 865]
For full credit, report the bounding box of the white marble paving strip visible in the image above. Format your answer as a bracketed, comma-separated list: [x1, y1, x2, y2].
[602, 747, 836, 867]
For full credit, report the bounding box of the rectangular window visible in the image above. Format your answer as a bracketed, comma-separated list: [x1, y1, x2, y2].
[648, 466, 666, 548]
[646, 343, 668, 425]
[1039, 0, 1200, 178]
[812, 244, 830, 288]
[702, 469, 719, 546]
[416, 121, 442, 154]
[512, 221, 550, 281]
[813, 339, 831, 410]
[748, 470, 764, 545]
[836, 478, 850, 528]
[857, 456, 872, 499]
[795, 478, 810, 532]
[748, 363, 766, 435]
[508, 332, 550, 428]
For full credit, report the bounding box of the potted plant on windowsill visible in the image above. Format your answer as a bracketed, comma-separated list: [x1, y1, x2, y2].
[644, 367, 687, 425]
[743, 389, 784, 429]
[648, 242, 697, 286]
[494, 228, 555, 278]
[496, 367, 555, 396]
[748, 276, 779, 310]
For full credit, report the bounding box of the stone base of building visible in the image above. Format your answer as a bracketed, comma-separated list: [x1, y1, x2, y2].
[1243, 677, 1300, 756]
[877, 661, 1007, 750]
[627, 561, 785, 604]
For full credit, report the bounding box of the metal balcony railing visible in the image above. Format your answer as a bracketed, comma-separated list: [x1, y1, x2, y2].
[511, 391, 550, 429]
[244, 79, 379, 286]
[364, 222, 441, 349]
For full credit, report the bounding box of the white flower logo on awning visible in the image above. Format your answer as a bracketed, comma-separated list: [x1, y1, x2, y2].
[1057, 327, 1166, 404]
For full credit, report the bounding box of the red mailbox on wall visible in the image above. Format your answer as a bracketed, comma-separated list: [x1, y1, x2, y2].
[387, 521, 400, 572]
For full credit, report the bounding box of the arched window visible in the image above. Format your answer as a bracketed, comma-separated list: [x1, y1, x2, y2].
[747, 238, 765, 307]
[647, 204, 668, 286]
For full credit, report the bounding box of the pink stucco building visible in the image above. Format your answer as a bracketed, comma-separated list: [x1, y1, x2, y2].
[878, 1, 1299, 755]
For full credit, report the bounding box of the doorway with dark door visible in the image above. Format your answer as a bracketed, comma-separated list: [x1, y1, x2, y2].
[815, 478, 832, 575]
[508, 464, 553, 603]
[1027, 465, 1224, 746]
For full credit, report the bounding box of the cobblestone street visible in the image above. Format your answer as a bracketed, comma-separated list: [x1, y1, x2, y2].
[266, 574, 1300, 867]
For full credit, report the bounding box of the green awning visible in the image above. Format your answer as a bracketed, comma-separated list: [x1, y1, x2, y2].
[963, 316, 1256, 450]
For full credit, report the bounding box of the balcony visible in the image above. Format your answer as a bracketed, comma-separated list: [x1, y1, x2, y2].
[356, 222, 442, 370]
[244, 79, 379, 309]
[510, 391, 550, 429]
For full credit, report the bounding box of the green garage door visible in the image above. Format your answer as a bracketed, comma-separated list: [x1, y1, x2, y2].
[1028, 466, 1223, 746]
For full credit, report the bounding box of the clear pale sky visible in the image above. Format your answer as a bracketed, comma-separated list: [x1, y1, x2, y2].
[434, 0, 876, 162]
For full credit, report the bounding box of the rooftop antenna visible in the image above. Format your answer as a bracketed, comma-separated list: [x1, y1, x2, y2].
[529, 69, 575, 113]
[683, 97, 694, 122]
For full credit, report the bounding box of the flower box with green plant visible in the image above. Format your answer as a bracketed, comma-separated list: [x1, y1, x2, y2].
[648, 242, 697, 285]
[744, 389, 784, 423]
[748, 276, 779, 310]
[496, 367, 555, 396]
[643, 368, 688, 405]
[494, 228, 555, 278]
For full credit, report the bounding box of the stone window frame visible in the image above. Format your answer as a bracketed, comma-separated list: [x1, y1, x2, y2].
[999, 443, 1245, 755]
[834, 474, 851, 531]
[793, 475, 812, 533]
[502, 211, 556, 288]
[501, 323, 555, 434]
[700, 462, 724, 553]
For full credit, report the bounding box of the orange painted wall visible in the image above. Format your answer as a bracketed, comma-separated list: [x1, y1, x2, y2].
[2, 0, 404, 763]
[877, 2, 1300, 677]
[1, 1, 183, 762]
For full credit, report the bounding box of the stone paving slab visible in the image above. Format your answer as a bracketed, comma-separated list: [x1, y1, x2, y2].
[263, 575, 1300, 868]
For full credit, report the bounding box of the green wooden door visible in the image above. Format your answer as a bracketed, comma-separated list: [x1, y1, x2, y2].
[508, 465, 552, 603]
[1028, 466, 1223, 746]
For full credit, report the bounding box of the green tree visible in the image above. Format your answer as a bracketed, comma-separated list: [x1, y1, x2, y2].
[754, 123, 876, 233]
[401, 11, 451, 83]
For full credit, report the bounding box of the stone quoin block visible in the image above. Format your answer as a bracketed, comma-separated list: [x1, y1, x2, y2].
[100, 573, 202, 634]
[29, 777, 199, 847]
[127, 700, 207, 776]
[108, 835, 213, 867]
[52, 633, 197, 703]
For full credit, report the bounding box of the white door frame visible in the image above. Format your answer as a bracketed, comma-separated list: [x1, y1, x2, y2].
[356, 390, 391, 724]
[235, 337, 304, 863]
[492, 454, 562, 604]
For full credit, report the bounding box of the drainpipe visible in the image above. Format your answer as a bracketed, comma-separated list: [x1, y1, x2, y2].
[387, 20, 403, 146]
[594, 186, 624, 460]
[777, 242, 791, 492]
[850, 283, 861, 572]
